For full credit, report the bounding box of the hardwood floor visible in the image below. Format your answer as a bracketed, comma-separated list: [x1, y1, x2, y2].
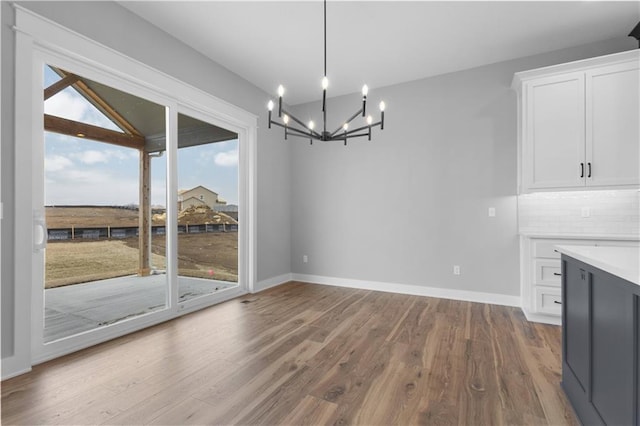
[1, 282, 578, 425]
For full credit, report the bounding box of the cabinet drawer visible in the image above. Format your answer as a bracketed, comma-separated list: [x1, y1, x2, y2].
[534, 259, 562, 286]
[533, 240, 595, 259]
[535, 286, 562, 316]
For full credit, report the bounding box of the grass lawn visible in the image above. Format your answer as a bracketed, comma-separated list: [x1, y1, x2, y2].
[45, 233, 238, 288]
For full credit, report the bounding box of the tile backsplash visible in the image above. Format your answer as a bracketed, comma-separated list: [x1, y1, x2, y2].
[518, 190, 640, 236]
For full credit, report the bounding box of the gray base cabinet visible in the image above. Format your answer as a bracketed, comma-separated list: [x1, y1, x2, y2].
[561, 255, 639, 425]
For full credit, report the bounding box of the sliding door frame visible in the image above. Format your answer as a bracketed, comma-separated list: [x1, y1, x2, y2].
[13, 5, 257, 368]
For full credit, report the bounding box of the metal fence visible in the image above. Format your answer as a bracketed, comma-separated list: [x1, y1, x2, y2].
[47, 224, 237, 241]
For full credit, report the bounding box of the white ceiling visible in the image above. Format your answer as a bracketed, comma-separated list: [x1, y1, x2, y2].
[120, 1, 639, 105]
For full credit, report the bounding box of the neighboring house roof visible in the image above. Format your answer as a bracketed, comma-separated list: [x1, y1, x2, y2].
[180, 196, 206, 206]
[178, 185, 218, 197]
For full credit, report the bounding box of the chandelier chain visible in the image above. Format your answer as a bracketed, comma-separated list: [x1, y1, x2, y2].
[324, 0, 327, 78]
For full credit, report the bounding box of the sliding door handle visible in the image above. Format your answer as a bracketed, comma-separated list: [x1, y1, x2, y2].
[33, 210, 48, 252]
[580, 163, 584, 178]
[587, 162, 592, 178]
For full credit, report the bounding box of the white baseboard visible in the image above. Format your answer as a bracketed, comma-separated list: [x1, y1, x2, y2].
[291, 273, 522, 308]
[254, 273, 292, 293]
[1, 355, 32, 381]
[522, 308, 562, 326]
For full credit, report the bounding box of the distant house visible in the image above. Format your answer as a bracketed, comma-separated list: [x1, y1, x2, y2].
[177, 185, 226, 211]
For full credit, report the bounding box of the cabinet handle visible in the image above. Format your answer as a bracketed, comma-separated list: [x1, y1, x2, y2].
[553, 301, 562, 305]
[587, 162, 592, 178]
[580, 163, 584, 178]
[553, 272, 562, 276]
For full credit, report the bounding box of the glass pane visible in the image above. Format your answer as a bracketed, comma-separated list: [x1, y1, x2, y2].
[43, 65, 167, 342]
[177, 112, 239, 302]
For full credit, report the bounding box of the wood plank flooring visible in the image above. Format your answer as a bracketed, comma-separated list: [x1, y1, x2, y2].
[1, 282, 578, 425]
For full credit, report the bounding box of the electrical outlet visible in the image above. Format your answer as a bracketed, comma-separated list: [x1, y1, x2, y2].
[581, 207, 591, 218]
[453, 265, 461, 275]
[303, 255, 308, 263]
[488, 207, 496, 217]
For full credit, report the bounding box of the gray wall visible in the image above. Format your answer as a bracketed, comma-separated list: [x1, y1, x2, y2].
[290, 37, 636, 296]
[1, 1, 291, 358]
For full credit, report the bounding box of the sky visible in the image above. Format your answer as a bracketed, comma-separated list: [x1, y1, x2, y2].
[43, 66, 239, 207]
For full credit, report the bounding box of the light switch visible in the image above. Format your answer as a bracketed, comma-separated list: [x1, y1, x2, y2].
[581, 207, 591, 218]
[488, 207, 496, 217]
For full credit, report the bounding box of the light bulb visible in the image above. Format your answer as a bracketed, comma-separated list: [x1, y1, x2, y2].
[367, 115, 373, 125]
[283, 114, 289, 124]
[267, 100, 274, 111]
[362, 84, 369, 96]
[278, 85, 285, 97]
[343, 123, 349, 131]
[308, 120, 315, 130]
[322, 76, 329, 90]
[379, 101, 386, 111]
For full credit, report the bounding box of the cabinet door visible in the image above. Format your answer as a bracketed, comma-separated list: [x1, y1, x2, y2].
[586, 61, 640, 187]
[525, 73, 585, 190]
[590, 271, 635, 426]
[563, 260, 590, 392]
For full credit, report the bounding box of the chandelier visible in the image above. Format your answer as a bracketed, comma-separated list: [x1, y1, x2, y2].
[267, 0, 386, 145]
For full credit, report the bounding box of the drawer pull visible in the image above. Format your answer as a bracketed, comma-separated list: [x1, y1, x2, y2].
[553, 301, 562, 305]
[553, 272, 562, 276]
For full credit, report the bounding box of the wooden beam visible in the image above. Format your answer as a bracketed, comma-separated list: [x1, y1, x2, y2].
[44, 74, 81, 100]
[138, 151, 151, 277]
[50, 66, 143, 136]
[73, 79, 144, 137]
[44, 114, 145, 149]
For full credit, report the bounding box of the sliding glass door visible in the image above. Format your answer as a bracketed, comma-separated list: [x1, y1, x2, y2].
[25, 44, 253, 364]
[42, 64, 169, 343]
[176, 112, 239, 302]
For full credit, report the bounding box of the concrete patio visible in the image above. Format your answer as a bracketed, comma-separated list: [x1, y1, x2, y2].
[44, 275, 236, 342]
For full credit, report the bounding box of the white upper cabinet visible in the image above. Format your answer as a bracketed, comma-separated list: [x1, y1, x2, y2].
[526, 72, 586, 189]
[513, 50, 640, 193]
[586, 61, 640, 187]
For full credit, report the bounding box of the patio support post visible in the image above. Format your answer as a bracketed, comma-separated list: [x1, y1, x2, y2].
[138, 149, 151, 276]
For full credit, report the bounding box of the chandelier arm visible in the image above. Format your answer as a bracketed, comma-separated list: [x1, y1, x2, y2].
[341, 121, 382, 137]
[330, 132, 370, 140]
[329, 108, 365, 136]
[269, 120, 307, 134]
[281, 109, 323, 138]
[286, 132, 323, 141]
[269, 121, 288, 129]
[271, 121, 320, 139]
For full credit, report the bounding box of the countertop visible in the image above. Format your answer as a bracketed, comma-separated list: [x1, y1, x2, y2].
[555, 245, 640, 286]
[520, 232, 640, 241]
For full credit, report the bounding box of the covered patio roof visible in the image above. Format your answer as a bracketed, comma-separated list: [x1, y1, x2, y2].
[44, 65, 238, 151]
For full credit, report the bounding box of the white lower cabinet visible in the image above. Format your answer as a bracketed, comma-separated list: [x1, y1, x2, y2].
[534, 259, 562, 286]
[520, 236, 638, 325]
[535, 286, 562, 316]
